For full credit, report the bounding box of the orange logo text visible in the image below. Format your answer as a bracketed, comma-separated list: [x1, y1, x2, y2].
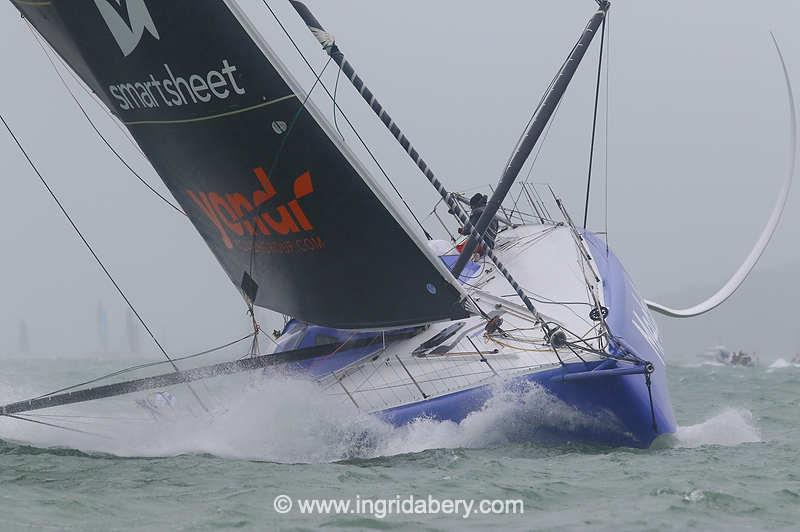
[186, 167, 315, 250]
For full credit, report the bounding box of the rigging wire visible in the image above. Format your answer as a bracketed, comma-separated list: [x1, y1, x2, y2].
[20, 413, 151, 422]
[247, 54, 334, 278]
[259, 0, 433, 241]
[604, 12, 612, 255]
[582, 17, 607, 229]
[259, 326, 279, 346]
[24, 18, 146, 157]
[265, 56, 333, 181]
[0, 112, 208, 413]
[50, 40, 145, 157]
[0, 412, 110, 438]
[519, 95, 567, 194]
[34, 333, 255, 400]
[333, 57, 345, 137]
[25, 22, 187, 218]
[502, 34, 582, 173]
[498, 19, 594, 234]
[507, 60, 570, 221]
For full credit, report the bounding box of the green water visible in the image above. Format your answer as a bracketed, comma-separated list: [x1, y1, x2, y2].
[1, 359, 798, 531]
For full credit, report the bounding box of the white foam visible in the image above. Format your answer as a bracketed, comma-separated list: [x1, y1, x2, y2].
[769, 358, 792, 369]
[767, 358, 800, 370]
[673, 408, 761, 448]
[3, 372, 764, 461]
[0, 375, 616, 463]
[375, 381, 621, 457]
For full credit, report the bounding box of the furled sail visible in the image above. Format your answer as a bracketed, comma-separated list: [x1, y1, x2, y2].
[11, 0, 468, 329]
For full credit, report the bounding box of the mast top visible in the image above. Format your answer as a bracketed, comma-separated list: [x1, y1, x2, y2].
[450, 1, 611, 278]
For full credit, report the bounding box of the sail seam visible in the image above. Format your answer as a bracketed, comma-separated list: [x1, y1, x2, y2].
[123, 94, 296, 126]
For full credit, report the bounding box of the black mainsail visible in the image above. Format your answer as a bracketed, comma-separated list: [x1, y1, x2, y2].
[11, 0, 468, 329]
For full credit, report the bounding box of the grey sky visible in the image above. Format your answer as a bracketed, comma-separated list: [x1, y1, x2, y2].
[1, 0, 798, 358]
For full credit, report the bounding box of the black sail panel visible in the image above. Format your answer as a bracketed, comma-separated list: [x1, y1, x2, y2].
[12, 0, 467, 329]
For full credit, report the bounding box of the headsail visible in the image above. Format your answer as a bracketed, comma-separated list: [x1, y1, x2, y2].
[12, 0, 468, 329]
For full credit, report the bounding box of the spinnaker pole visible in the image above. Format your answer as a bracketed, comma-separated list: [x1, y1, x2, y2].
[288, 1, 547, 326]
[451, 1, 611, 277]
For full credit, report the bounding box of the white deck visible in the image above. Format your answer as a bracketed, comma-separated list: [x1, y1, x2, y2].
[312, 224, 609, 414]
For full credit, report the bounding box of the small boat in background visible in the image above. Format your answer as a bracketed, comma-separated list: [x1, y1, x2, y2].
[699, 346, 758, 367]
[0, 0, 795, 450]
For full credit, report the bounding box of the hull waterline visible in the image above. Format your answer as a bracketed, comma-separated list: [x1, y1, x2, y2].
[271, 226, 677, 449]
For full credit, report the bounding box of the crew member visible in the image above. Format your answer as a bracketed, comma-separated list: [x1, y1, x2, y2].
[458, 193, 498, 256]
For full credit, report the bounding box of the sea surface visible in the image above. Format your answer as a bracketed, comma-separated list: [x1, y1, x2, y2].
[1, 355, 798, 531]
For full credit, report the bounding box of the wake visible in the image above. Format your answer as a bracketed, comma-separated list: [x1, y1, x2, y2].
[1, 373, 762, 462]
[0, 374, 619, 462]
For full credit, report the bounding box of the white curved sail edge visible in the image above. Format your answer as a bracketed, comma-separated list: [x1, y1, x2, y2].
[646, 34, 797, 318]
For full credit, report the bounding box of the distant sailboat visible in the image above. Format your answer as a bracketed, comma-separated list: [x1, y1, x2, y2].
[0, 0, 795, 448]
[125, 310, 141, 355]
[96, 301, 109, 354]
[17, 320, 30, 355]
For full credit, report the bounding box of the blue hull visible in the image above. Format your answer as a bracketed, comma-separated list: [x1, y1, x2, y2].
[275, 230, 678, 448]
[378, 359, 676, 448]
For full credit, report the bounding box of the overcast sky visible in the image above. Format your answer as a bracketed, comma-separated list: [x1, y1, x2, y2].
[0, 0, 798, 358]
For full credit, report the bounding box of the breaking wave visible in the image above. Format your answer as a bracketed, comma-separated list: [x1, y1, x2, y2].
[1, 372, 763, 462]
[672, 408, 762, 448]
[1, 374, 620, 463]
[768, 358, 800, 370]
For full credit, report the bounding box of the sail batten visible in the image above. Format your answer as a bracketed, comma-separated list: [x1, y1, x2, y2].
[12, 0, 469, 329]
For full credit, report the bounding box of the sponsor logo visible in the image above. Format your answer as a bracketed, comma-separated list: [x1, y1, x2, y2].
[94, 0, 160, 57]
[108, 60, 247, 111]
[186, 167, 320, 253]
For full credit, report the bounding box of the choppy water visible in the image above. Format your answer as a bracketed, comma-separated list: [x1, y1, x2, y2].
[1, 356, 798, 531]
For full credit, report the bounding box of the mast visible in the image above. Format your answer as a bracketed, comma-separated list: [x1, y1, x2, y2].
[287, 1, 481, 239]
[289, 1, 548, 326]
[451, 1, 611, 277]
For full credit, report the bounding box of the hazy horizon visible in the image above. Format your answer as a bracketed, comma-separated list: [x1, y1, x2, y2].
[1, 0, 798, 359]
